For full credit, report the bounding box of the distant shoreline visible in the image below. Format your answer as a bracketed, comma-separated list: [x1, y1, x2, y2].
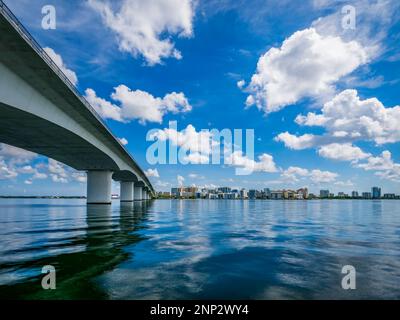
[1, 196, 398, 201]
[156, 197, 399, 200]
[0, 196, 86, 199]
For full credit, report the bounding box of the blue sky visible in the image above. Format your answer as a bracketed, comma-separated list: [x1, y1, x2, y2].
[1, 0, 400, 196]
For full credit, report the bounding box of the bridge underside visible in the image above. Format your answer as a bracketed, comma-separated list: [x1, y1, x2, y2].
[0, 101, 153, 203]
[0, 102, 119, 171]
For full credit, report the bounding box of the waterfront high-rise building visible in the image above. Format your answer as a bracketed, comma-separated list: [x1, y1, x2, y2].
[362, 192, 372, 199]
[248, 189, 257, 199]
[171, 187, 183, 198]
[383, 193, 396, 199]
[320, 190, 329, 198]
[352, 191, 359, 198]
[264, 188, 271, 199]
[270, 190, 284, 199]
[297, 188, 309, 199]
[218, 187, 231, 194]
[372, 187, 381, 199]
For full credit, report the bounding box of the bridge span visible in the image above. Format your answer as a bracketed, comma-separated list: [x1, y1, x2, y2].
[0, 3, 155, 204]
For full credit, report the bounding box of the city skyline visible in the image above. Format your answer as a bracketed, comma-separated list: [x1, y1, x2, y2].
[163, 185, 397, 199]
[1, 0, 400, 197]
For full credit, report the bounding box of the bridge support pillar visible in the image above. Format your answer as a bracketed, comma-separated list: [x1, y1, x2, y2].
[134, 187, 142, 201]
[143, 189, 148, 200]
[120, 181, 134, 202]
[87, 170, 113, 205]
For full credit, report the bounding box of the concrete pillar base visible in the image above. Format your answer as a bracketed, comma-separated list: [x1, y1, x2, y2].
[86, 170, 113, 205]
[134, 186, 142, 201]
[120, 181, 134, 202]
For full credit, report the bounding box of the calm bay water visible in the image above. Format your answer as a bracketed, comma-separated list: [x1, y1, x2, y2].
[0, 198, 399, 299]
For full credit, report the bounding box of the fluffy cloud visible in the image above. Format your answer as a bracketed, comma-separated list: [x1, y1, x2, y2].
[334, 180, 354, 187]
[357, 150, 394, 171]
[48, 159, 69, 183]
[118, 137, 129, 146]
[295, 90, 400, 145]
[0, 159, 18, 180]
[44, 47, 78, 86]
[0, 144, 37, 180]
[312, 0, 399, 58]
[151, 124, 279, 171]
[33, 171, 48, 180]
[318, 143, 370, 162]
[0, 144, 86, 185]
[89, 0, 195, 65]
[226, 151, 278, 173]
[46, 159, 86, 184]
[0, 144, 37, 165]
[280, 166, 309, 183]
[237, 80, 245, 89]
[18, 165, 36, 174]
[356, 151, 400, 182]
[310, 169, 338, 183]
[85, 89, 123, 121]
[243, 28, 367, 113]
[275, 88, 400, 182]
[276, 90, 400, 160]
[71, 172, 87, 183]
[152, 124, 215, 154]
[183, 152, 210, 164]
[280, 166, 338, 184]
[85, 86, 192, 124]
[150, 123, 217, 164]
[145, 168, 160, 178]
[274, 132, 317, 150]
[18, 165, 48, 180]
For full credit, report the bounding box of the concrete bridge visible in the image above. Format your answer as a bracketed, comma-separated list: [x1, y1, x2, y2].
[0, 3, 155, 204]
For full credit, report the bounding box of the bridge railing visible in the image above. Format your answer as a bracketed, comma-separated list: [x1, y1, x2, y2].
[0, 1, 106, 125]
[0, 1, 155, 194]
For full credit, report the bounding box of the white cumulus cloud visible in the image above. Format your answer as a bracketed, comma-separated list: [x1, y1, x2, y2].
[0, 159, 18, 180]
[318, 143, 370, 162]
[118, 137, 129, 145]
[88, 0, 195, 65]
[150, 124, 217, 164]
[226, 151, 278, 173]
[356, 151, 400, 182]
[295, 89, 400, 145]
[0, 144, 37, 165]
[85, 86, 192, 124]
[145, 168, 160, 178]
[280, 166, 338, 184]
[44, 47, 78, 86]
[274, 132, 317, 150]
[243, 28, 368, 113]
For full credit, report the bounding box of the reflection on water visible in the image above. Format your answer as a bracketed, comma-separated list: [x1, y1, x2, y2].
[0, 200, 151, 299]
[0, 199, 399, 299]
